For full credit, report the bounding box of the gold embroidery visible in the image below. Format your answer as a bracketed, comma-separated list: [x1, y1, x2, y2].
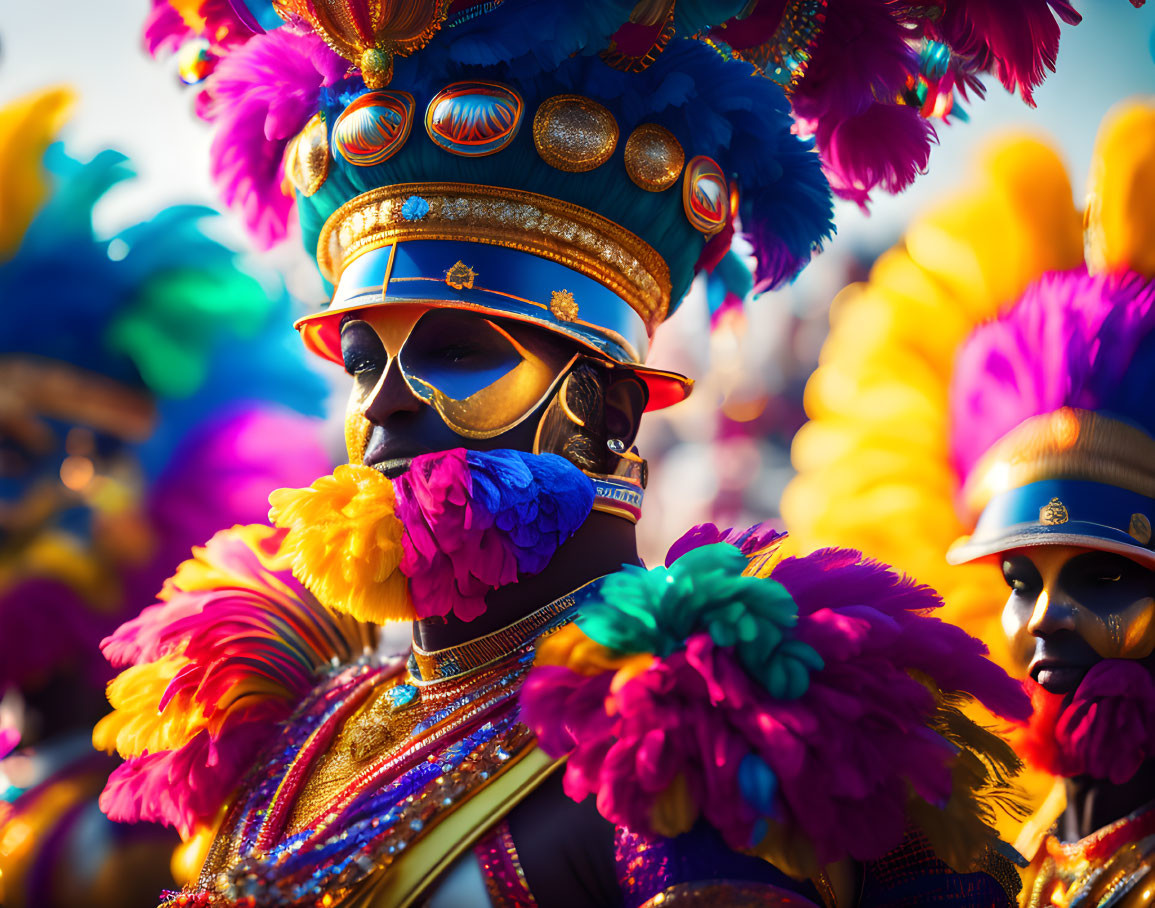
[1039, 498, 1069, 526]
[316, 183, 671, 333]
[445, 260, 477, 290]
[549, 290, 579, 322]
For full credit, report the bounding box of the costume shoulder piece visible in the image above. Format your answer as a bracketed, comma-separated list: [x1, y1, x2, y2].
[92, 524, 381, 879]
[522, 524, 1030, 896]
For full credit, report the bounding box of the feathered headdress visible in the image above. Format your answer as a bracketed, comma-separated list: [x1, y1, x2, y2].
[142, 0, 1087, 407]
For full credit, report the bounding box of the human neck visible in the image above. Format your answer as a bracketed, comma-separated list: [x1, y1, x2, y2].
[410, 511, 640, 652]
[1060, 760, 1155, 842]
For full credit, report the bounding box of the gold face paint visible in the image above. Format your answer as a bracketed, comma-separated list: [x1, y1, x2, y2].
[341, 306, 577, 445]
[1002, 544, 1155, 665]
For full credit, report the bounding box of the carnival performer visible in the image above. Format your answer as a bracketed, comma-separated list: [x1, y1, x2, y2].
[95, 2, 1096, 905]
[0, 88, 331, 907]
[785, 101, 1155, 906]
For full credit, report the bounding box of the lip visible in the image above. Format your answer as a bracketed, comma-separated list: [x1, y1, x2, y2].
[1029, 658, 1091, 695]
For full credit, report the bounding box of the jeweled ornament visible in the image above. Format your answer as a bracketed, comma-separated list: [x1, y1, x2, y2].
[332, 90, 415, 166]
[424, 82, 523, 157]
[283, 112, 329, 197]
[623, 123, 683, 192]
[682, 155, 729, 236]
[176, 38, 216, 85]
[533, 95, 618, 173]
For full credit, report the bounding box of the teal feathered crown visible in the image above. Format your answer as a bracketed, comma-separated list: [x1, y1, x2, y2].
[147, 0, 1084, 406]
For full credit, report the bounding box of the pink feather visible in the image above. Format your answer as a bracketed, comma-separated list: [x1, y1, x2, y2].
[196, 29, 346, 248]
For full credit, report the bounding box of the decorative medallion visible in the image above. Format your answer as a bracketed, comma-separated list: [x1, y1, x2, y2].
[283, 112, 329, 197]
[1130, 513, 1152, 544]
[270, 0, 450, 89]
[425, 81, 524, 157]
[682, 156, 730, 236]
[446, 261, 477, 290]
[624, 123, 684, 192]
[550, 290, 579, 322]
[332, 90, 415, 167]
[533, 95, 619, 173]
[1039, 498, 1070, 526]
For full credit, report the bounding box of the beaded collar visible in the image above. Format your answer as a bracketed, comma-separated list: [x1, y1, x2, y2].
[408, 576, 608, 683]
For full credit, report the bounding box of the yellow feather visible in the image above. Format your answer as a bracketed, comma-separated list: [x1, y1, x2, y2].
[0, 87, 74, 260]
[93, 654, 204, 758]
[1085, 99, 1155, 279]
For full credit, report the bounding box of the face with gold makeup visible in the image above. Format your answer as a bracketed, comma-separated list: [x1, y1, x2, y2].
[1001, 544, 1155, 695]
[337, 304, 643, 477]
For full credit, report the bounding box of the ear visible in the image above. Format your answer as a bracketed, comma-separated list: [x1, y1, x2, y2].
[604, 370, 648, 448]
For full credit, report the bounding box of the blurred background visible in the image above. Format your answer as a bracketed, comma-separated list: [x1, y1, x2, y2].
[2, 2, 1154, 565]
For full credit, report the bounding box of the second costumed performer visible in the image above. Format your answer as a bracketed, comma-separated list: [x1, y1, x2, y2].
[96, 2, 1089, 905]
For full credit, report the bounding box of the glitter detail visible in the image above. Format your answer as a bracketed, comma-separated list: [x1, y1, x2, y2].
[549, 289, 579, 322]
[637, 881, 820, 906]
[317, 183, 671, 330]
[723, 0, 828, 91]
[624, 124, 684, 192]
[1020, 801, 1155, 907]
[532, 95, 619, 173]
[475, 820, 537, 906]
[409, 581, 601, 683]
[400, 195, 430, 220]
[284, 113, 329, 198]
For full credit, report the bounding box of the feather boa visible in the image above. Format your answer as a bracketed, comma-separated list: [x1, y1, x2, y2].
[1014, 661, 1155, 785]
[522, 530, 1028, 877]
[94, 524, 372, 837]
[269, 449, 595, 624]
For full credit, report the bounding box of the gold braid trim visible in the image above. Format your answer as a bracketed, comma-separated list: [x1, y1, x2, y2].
[317, 183, 671, 333]
[962, 408, 1155, 519]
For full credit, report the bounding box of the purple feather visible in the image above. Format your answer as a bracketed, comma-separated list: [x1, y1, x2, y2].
[950, 267, 1155, 483]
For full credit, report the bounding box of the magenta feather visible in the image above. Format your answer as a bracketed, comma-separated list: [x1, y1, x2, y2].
[196, 29, 346, 248]
[950, 267, 1155, 483]
[1016, 661, 1155, 785]
[936, 0, 1080, 106]
[98, 525, 370, 835]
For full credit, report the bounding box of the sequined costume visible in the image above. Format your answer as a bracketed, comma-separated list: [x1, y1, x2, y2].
[96, 2, 1096, 905]
[0, 89, 330, 907]
[784, 100, 1155, 906]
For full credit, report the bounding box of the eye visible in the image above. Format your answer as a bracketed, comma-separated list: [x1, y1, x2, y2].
[340, 322, 386, 377]
[1002, 559, 1037, 594]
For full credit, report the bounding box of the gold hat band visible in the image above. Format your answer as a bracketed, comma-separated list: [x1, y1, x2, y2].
[961, 407, 1155, 522]
[316, 182, 672, 335]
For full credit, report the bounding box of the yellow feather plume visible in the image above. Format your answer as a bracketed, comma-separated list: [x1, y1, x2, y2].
[781, 126, 1101, 842]
[93, 654, 204, 758]
[0, 87, 75, 261]
[268, 464, 412, 624]
[1085, 99, 1155, 280]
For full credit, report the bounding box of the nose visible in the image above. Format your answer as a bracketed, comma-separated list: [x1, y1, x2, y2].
[363, 361, 422, 426]
[1026, 588, 1079, 638]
